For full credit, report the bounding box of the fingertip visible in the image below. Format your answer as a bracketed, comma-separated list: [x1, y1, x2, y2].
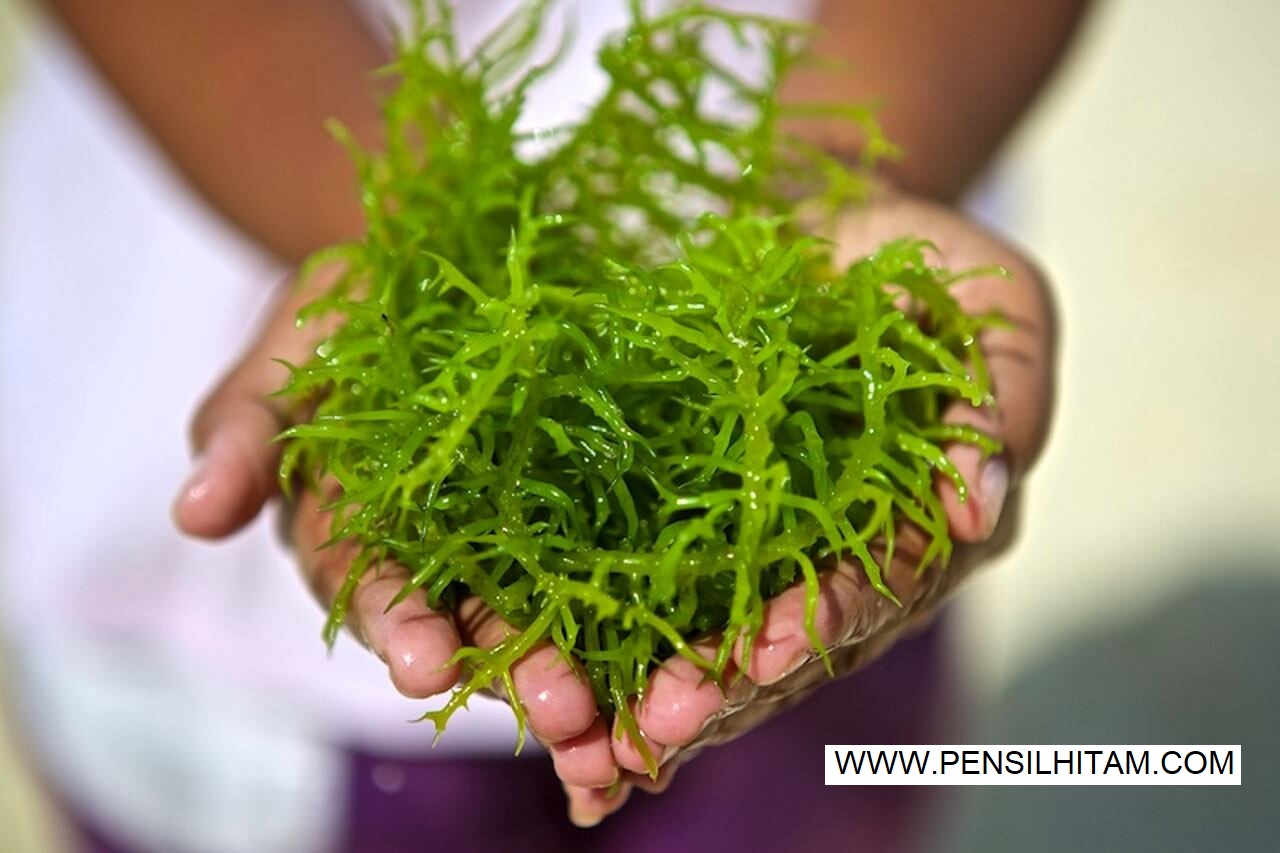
[566, 781, 631, 828]
[735, 566, 866, 684]
[610, 711, 667, 775]
[734, 585, 816, 685]
[942, 444, 1008, 543]
[549, 718, 619, 789]
[386, 614, 463, 698]
[171, 434, 253, 539]
[626, 762, 680, 795]
[171, 454, 214, 534]
[736, 615, 809, 687]
[636, 656, 725, 747]
[512, 645, 597, 744]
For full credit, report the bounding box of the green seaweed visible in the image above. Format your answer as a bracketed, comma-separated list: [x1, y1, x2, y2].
[276, 0, 997, 776]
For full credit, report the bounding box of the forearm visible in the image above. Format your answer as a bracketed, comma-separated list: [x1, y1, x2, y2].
[44, 0, 387, 265]
[789, 0, 1090, 202]
[47, 0, 1088, 261]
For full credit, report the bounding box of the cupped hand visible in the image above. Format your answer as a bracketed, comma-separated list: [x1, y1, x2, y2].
[170, 188, 1055, 828]
[570, 191, 1057, 825]
[169, 265, 622, 798]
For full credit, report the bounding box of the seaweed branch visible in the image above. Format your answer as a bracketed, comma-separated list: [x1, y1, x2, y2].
[276, 1, 997, 776]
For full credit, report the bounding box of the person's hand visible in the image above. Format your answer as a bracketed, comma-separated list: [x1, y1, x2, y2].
[170, 188, 1055, 827]
[170, 266, 624, 798]
[565, 191, 1057, 824]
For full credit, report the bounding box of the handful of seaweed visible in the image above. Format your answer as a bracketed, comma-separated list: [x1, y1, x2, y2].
[277, 0, 997, 767]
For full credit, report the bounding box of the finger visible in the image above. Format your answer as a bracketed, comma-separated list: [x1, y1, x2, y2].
[611, 703, 669, 776]
[936, 258, 1052, 542]
[949, 250, 1056, 480]
[293, 488, 462, 698]
[631, 638, 735, 748]
[622, 761, 681, 795]
[548, 717, 619, 789]
[172, 384, 287, 539]
[172, 264, 345, 539]
[733, 560, 868, 685]
[923, 211, 1056, 543]
[564, 780, 632, 829]
[512, 646, 599, 744]
[350, 572, 463, 698]
[455, 597, 599, 746]
[937, 405, 1009, 545]
[833, 195, 1056, 544]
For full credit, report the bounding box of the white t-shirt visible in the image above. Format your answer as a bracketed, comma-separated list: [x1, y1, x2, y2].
[0, 2, 809, 851]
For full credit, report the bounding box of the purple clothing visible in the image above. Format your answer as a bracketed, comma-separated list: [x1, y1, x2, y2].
[65, 626, 946, 853]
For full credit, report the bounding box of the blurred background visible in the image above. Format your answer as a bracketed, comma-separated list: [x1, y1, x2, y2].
[2, 0, 1277, 850]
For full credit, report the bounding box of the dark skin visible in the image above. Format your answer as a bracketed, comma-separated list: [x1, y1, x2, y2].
[790, 0, 1088, 201]
[46, 0, 1077, 827]
[44, 0, 383, 262]
[45, 0, 1087, 256]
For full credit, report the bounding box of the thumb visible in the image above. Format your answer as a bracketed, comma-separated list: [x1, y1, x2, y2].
[172, 266, 342, 539]
[173, 379, 289, 540]
[939, 403, 1011, 545]
[938, 249, 1055, 545]
[831, 192, 1056, 547]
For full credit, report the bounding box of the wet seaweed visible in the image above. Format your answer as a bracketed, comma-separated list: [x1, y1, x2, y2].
[276, 0, 997, 775]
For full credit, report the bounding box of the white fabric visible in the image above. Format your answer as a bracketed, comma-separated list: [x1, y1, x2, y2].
[9, 635, 349, 853]
[0, 1, 808, 849]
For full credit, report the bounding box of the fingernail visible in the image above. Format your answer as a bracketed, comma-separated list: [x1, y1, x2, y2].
[593, 767, 621, 789]
[173, 434, 235, 524]
[979, 456, 1009, 538]
[175, 453, 213, 508]
[759, 650, 807, 687]
[568, 800, 604, 829]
